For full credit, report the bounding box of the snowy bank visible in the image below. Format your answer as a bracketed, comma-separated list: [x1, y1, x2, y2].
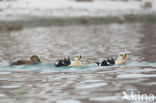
[0, 0, 155, 21]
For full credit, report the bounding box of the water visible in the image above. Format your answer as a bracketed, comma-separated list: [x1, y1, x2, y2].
[0, 23, 156, 103]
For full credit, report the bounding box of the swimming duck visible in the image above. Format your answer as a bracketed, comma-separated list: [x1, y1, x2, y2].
[55, 55, 82, 67]
[96, 52, 126, 66]
[10, 55, 41, 66]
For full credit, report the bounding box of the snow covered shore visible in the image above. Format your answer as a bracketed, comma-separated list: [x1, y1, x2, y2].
[0, 0, 155, 21]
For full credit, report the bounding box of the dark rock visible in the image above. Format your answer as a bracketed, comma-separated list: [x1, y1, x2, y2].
[144, 1, 152, 8]
[6, 23, 22, 31]
[81, 16, 91, 24]
[0, 22, 22, 32]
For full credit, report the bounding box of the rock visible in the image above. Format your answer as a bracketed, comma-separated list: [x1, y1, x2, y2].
[118, 16, 125, 23]
[0, 22, 22, 32]
[0, 8, 3, 11]
[6, 23, 22, 31]
[144, 1, 152, 8]
[81, 16, 91, 24]
[0, 22, 7, 31]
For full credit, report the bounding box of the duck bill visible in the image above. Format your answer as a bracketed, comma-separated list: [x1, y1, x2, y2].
[78, 56, 81, 61]
[122, 54, 126, 60]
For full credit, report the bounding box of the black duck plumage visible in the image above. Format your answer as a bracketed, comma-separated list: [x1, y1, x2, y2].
[96, 57, 116, 66]
[55, 57, 71, 67]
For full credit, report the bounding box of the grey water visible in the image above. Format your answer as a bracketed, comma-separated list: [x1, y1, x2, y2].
[0, 23, 156, 103]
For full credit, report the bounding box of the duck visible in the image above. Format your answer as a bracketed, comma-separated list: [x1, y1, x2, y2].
[10, 55, 41, 66]
[96, 52, 126, 66]
[55, 55, 82, 67]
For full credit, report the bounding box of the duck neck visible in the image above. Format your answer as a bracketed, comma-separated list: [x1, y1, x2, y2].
[74, 57, 79, 62]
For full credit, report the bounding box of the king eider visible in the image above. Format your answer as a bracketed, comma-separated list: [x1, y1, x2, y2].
[55, 55, 82, 67]
[96, 53, 126, 66]
[10, 55, 41, 66]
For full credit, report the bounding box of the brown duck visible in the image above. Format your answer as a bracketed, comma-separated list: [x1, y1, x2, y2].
[10, 55, 41, 66]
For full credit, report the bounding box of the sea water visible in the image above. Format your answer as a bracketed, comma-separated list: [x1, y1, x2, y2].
[0, 23, 156, 103]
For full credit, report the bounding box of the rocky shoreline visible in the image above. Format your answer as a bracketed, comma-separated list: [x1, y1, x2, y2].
[0, 14, 155, 32]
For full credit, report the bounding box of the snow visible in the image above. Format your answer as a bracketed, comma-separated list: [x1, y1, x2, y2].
[0, 0, 155, 21]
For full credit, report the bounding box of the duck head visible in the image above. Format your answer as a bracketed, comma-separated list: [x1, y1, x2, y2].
[118, 52, 126, 60]
[78, 55, 81, 61]
[30, 55, 41, 63]
[74, 55, 82, 61]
